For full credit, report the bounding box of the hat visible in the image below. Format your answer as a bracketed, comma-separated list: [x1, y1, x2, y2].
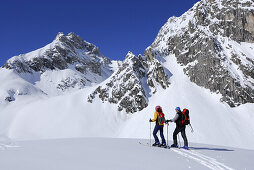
[155, 105, 162, 112]
[175, 107, 181, 111]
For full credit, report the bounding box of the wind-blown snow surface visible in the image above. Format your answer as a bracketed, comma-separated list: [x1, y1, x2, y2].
[0, 54, 254, 150]
[0, 138, 253, 170]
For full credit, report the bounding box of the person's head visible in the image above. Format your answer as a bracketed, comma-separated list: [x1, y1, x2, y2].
[175, 107, 181, 112]
[155, 105, 162, 112]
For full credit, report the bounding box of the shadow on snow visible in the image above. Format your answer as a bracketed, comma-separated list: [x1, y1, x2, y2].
[189, 147, 234, 152]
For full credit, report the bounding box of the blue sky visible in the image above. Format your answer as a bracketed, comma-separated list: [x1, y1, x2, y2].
[0, 0, 199, 66]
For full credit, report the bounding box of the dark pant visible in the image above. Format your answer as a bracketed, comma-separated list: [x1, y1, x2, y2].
[153, 125, 166, 144]
[173, 126, 188, 147]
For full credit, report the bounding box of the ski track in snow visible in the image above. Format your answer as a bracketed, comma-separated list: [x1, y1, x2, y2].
[171, 148, 234, 170]
[0, 143, 20, 150]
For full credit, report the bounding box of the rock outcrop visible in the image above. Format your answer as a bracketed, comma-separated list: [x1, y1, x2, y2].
[88, 52, 170, 113]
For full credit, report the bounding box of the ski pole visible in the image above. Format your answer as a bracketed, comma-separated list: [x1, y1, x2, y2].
[189, 124, 194, 133]
[149, 121, 151, 147]
[178, 134, 181, 148]
[167, 123, 169, 147]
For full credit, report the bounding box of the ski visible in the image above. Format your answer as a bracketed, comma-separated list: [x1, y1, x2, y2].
[139, 142, 170, 149]
[153, 145, 170, 149]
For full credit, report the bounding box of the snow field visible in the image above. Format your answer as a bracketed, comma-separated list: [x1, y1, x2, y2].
[0, 138, 253, 170]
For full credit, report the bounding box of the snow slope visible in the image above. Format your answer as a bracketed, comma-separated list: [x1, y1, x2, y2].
[0, 86, 125, 139]
[1, 54, 253, 151]
[0, 138, 253, 170]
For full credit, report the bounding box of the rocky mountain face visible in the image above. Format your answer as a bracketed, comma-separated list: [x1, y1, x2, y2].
[88, 52, 170, 113]
[150, 0, 254, 107]
[0, 33, 113, 103]
[3, 32, 111, 75]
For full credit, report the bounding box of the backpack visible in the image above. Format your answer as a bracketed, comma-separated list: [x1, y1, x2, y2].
[158, 112, 165, 125]
[181, 109, 190, 126]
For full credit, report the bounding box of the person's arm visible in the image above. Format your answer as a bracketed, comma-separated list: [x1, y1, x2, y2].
[152, 112, 158, 122]
[170, 113, 179, 122]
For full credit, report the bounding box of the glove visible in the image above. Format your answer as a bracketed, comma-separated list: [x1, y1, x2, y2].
[165, 120, 169, 123]
[149, 118, 152, 122]
[169, 119, 173, 122]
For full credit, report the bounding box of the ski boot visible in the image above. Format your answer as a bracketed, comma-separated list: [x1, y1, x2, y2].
[170, 144, 178, 148]
[182, 146, 189, 150]
[152, 142, 160, 147]
[159, 143, 167, 148]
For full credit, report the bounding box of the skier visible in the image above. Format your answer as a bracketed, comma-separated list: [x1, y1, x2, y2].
[149, 106, 166, 147]
[166, 107, 188, 149]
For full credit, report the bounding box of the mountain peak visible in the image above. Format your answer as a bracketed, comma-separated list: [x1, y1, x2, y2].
[126, 51, 135, 56]
[67, 32, 82, 40]
[3, 32, 109, 74]
[55, 32, 81, 40]
[149, 0, 254, 107]
[55, 32, 65, 40]
[1, 32, 113, 99]
[123, 51, 136, 63]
